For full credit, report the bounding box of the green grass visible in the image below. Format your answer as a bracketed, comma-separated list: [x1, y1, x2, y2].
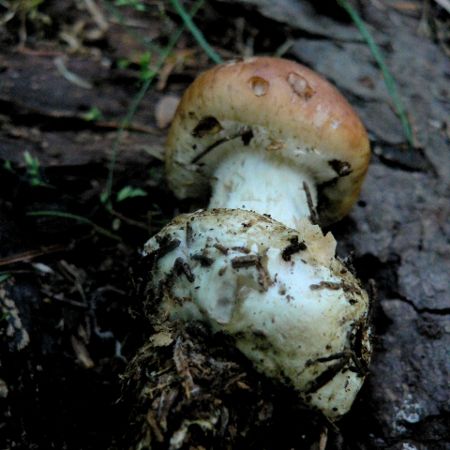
[102, 0, 205, 208]
[23, 3, 205, 242]
[23, 151, 51, 187]
[164, 0, 415, 148]
[102, 1, 163, 55]
[27, 211, 122, 241]
[0, 273, 11, 284]
[116, 186, 147, 202]
[114, 0, 147, 11]
[337, 0, 414, 147]
[170, 0, 223, 64]
[82, 106, 103, 122]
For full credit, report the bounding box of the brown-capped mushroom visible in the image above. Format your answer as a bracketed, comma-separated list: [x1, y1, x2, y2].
[166, 57, 370, 228]
[143, 57, 372, 421]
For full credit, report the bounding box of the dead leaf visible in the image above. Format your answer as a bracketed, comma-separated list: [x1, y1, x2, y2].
[155, 95, 180, 129]
[150, 330, 174, 347]
[71, 335, 94, 369]
[156, 49, 195, 90]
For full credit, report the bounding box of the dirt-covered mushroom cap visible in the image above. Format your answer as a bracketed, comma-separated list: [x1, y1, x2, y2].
[144, 209, 371, 419]
[166, 57, 370, 225]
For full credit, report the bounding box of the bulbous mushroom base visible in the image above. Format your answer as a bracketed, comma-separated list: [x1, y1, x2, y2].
[142, 209, 372, 421]
[121, 321, 329, 450]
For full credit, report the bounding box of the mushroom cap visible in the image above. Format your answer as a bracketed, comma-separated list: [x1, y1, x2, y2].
[166, 57, 371, 225]
[144, 208, 372, 419]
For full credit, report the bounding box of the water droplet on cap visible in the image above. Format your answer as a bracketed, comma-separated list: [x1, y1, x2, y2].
[249, 76, 269, 96]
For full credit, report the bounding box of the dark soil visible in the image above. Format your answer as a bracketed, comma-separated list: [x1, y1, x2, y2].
[0, 1, 449, 449]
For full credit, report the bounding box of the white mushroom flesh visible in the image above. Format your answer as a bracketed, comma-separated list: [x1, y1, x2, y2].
[209, 150, 317, 229]
[144, 209, 371, 420]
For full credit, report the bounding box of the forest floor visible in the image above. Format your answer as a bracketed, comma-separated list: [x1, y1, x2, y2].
[0, 1, 449, 449]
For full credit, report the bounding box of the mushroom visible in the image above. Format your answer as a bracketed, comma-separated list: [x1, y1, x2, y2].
[145, 209, 371, 419]
[144, 57, 372, 420]
[165, 57, 371, 229]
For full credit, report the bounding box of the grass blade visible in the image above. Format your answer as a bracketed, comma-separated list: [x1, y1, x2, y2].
[337, 0, 414, 147]
[170, 0, 223, 64]
[27, 211, 122, 241]
[103, 0, 205, 206]
[0, 273, 11, 284]
[102, 0, 164, 56]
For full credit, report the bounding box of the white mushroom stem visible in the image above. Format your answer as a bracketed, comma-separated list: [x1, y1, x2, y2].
[209, 150, 317, 229]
